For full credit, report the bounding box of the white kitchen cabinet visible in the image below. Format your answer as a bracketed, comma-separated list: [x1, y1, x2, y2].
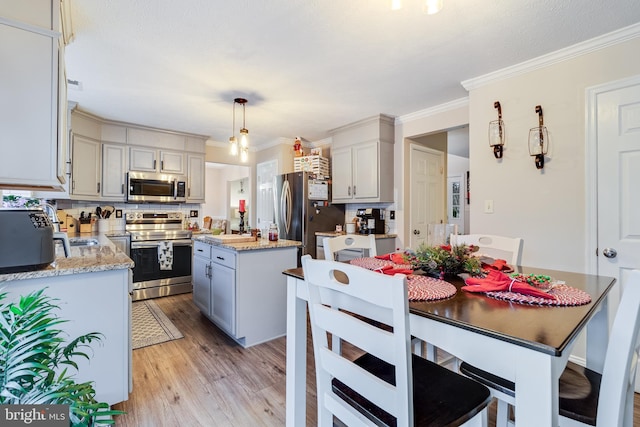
[210, 246, 236, 335]
[192, 241, 236, 336]
[2, 268, 130, 405]
[192, 239, 297, 347]
[186, 153, 205, 203]
[101, 143, 127, 200]
[192, 248, 211, 315]
[129, 146, 184, 175]
[0, 2, 66, 191]
[70, 135, 101, 198]
[331, 140, 393, 203]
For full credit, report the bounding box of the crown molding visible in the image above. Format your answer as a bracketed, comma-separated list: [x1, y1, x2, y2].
[462, 22, 640, 91]
[396, 97, 468, 124]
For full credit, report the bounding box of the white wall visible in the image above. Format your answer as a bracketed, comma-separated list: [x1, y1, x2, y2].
[467, 37, 640, 272]
[396, 35, 640, 272]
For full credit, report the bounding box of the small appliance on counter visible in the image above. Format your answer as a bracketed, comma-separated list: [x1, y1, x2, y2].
[0, 209, 69, 274]
[356, 208, 385, 235]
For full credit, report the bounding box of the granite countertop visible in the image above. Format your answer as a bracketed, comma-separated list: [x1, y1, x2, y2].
[315, 231, 397, 239]
[0, 233, 133, 283]
[193, 235, 301, 252]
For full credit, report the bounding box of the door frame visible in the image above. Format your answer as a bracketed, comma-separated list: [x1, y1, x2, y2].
[585, 74, 640, 275]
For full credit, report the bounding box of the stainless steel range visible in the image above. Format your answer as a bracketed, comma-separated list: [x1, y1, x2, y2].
[126, 211, 192, 301]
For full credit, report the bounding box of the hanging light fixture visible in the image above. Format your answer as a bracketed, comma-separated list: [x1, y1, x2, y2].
[423, 0, 443, 14]
[390, 0, 443, 14]
[229, 97, 249, 162]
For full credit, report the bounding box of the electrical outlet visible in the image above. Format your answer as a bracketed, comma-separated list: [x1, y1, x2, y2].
[189, 210, 198, 218]
[484, 200, 494, 214]
[389, 210, 395, 220]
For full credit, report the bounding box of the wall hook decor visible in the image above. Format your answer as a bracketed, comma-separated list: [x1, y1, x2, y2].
[488, 101, 505, 159]
[528, 105, 548, 169]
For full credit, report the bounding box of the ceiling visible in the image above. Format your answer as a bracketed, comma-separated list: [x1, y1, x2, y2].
[64, 1, 640, 149]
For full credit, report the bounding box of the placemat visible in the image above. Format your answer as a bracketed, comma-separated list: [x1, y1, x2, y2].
[485, 284, 592, 306]
[349, 258, 456, 301]
[406, 275, 457, 301]
[350, 257, 412, 271]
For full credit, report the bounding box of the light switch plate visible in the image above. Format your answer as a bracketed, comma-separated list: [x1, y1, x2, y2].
[484, 200, 494, 214]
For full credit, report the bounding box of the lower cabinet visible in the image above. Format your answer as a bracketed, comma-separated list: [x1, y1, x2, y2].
[192, 239, 297, 347]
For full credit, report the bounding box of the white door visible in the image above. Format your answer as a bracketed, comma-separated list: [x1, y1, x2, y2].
[410, 145, 444, 250]
[592, 76, 640, 389]
[256, 160, 278, 232]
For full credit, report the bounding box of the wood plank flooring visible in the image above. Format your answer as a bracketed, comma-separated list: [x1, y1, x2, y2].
[113, 293, 640, 426]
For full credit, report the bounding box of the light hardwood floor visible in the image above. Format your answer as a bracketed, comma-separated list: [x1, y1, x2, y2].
[114, 293, 640, 426]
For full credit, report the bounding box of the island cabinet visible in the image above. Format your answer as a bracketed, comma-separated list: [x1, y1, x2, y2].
[0, 268, 131, 406]
[192, 238, 298, 348]
[329, 114, 394, 203]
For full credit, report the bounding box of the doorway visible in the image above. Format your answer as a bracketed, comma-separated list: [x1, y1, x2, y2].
[408, 126, 469, 249]
[201, 163, 250, 233]
[586, 74, 640, 390]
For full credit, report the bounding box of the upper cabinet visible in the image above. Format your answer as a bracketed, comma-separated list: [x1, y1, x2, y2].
[63, 109, 207, 203]
[329, 114, 395, 203]
[0, 1, 68, 191]
[129, 147, 185, 175]
[186, 154, 205, 203]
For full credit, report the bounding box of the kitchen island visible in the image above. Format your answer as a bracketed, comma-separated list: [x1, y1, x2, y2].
[192, 235, 299, 348]
[0, 234, 133, 405]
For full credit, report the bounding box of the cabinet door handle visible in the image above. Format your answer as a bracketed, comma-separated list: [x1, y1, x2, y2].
[72, 180, 75, 190]
[353, 186, 356, 196]
[188, 188, 191, 197]
[161, 160, 164, 170]
[348, 186, 351, 196]
[121, 183, 125, 194]
[97, 182, 101, 193]
[153, 160, 157, 170]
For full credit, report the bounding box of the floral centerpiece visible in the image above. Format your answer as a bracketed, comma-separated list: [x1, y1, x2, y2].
[406, 243, 483, 278]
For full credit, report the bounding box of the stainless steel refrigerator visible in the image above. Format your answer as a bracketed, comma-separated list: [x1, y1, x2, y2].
[274, 172, 345, 263]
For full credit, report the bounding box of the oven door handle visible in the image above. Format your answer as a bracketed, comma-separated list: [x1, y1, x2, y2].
[131, 239, 193, 249]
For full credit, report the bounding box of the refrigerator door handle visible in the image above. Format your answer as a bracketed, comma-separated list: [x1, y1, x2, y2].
[281, 179, 292, 235]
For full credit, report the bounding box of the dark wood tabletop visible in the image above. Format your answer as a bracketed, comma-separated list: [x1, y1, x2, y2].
[283, 265, 616, 357]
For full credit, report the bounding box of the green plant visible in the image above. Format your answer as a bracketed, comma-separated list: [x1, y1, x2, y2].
[408, 244, 483, 278]
[0, 288, 124, 426]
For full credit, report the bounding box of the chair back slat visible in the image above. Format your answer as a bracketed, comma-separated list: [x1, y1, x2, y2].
[302, 255, 413, 426]
[314, 305, 397, 364]
[324, 234, 378, 260]
[597, 270, 640, 427]
[450, 233, 523, 265]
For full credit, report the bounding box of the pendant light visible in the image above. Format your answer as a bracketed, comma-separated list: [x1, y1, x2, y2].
[229, 98, 249, 162]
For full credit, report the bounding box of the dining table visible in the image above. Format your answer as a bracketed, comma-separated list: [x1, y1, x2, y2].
[283, 262, 617, 427]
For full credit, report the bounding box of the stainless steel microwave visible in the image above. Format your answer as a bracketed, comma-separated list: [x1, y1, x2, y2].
[127, 172, 187, 203]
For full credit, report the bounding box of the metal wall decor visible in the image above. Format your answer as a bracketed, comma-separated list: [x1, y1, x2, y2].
[488, 101, 505, 159]
[528, 105, 548, 169]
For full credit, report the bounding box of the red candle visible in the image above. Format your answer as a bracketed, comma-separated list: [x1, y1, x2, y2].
[239, 199, 245, 212]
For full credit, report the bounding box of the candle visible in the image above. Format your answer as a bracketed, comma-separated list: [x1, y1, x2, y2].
[239, 199, 245, 212]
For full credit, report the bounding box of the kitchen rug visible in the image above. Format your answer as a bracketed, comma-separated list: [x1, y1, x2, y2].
[131, 300, 183, 350]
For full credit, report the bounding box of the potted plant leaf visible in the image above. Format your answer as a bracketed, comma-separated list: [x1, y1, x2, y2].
[0, 288, 124, 426]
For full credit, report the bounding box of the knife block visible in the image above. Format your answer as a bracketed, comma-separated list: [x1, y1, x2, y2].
[79, 222, 92, 233]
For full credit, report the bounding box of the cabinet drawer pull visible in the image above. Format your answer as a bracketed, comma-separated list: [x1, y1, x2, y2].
[216, 256, 225, 261]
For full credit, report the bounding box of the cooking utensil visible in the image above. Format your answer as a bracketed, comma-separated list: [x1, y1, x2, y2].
[96, 206, 102, 218]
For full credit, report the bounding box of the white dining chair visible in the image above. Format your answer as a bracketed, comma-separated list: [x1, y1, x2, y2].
[301, 255, 491, 427]
[323, 234, 378, 261]
[450, 234, 523, 266]
[459, 269, 640, 427]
